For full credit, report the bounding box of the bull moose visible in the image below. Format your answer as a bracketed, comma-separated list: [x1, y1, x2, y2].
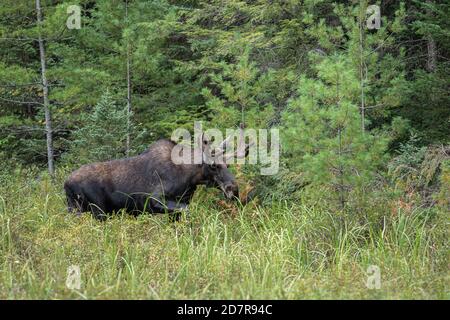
[64, 132, 250, 220]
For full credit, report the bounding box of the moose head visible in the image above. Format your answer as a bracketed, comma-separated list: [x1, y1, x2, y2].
[198, 126, 253, 200]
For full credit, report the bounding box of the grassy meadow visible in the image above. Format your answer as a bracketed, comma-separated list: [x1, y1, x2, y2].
[0, 169, 447, 300]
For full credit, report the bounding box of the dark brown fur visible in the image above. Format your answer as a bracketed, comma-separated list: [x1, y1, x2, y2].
[64, 139, 238, 219]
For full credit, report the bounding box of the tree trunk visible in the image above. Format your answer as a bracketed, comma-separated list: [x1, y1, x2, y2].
[126, 49, 132, 156]
[36, 0, 55, 177]
[359, 6, 366, 132]
[426, 34, 436, 72]
[426, 0, 436, 72]
[125, 0, 132, 156]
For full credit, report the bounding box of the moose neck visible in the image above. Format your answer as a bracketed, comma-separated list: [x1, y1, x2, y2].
[187, 163, 209, 187]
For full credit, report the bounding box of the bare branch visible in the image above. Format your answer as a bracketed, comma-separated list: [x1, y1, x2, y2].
[0, 82, 41, 88]
[0, 96, 43, 106]
[0, 37, 38, 42]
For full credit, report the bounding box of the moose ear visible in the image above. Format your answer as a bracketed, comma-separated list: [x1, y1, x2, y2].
[197, 132, 209, 151]
[198, 132, 214, 164]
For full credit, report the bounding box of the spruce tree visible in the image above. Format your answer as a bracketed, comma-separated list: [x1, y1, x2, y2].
[65, 91, 146, 164]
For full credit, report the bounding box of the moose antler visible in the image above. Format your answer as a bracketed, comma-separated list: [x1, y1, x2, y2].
[220, 123, 254, 162]
[200, 123, 254, 164]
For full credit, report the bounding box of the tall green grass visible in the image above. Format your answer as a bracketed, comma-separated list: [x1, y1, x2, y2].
[0, 170, 448, 299]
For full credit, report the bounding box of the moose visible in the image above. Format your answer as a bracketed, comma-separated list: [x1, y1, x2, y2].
[64, 131, 250, 220]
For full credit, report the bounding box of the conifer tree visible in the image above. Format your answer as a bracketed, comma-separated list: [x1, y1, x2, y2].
[282, 54, 387, 210]
[65, 91, 146, 164]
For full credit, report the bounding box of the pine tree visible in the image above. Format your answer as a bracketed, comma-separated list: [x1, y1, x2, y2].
[282, 54, 387, 210]
[201, 46, 275, 130]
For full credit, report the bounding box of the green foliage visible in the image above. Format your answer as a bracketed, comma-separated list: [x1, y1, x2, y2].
[202, 46, 276, 129]
[435, 159, 450, 209]
[389, 133, 427, 180]
[389, 135, 450, 206]
[392, 1, 450, 144]
[63, 91, 147, 165]
[1, 0, 448, 166]
[282, 54, 387, 211]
